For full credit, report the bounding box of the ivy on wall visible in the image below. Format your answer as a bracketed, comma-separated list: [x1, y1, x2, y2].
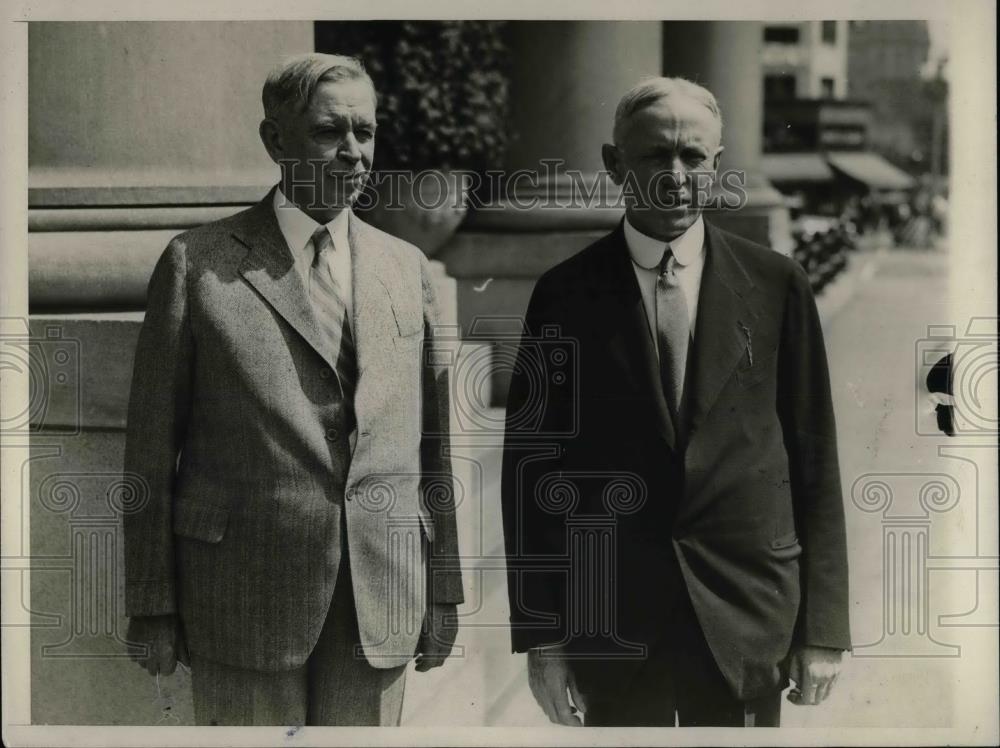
[316, 21, 510, 173]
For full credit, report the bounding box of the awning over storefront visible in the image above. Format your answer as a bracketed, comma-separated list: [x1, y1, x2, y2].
[826, 152, 917, 191]
[761, 153, 835, 183]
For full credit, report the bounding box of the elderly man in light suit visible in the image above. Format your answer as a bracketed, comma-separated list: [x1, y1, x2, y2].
[122, 53, 463, 726]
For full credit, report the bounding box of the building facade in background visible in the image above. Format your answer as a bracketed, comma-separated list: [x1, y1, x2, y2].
[758, 19, 919, 216]
[762, 20, 849, 101]
[847, 21, 942, 175]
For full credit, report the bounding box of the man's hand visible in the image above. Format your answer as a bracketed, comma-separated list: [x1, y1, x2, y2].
[126, 614, 188, 677]
[414, 603, 458, 672]
[787, 645, 843, 706]
[527, 645, 586, 726]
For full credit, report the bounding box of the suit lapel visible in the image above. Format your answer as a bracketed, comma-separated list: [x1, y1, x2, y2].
[595, 224, 677, 451]
[347, 213, 403, 379]
[686, 223, 760, 433]
[346, 214, 411, 439]
[234, 188, 338, 371]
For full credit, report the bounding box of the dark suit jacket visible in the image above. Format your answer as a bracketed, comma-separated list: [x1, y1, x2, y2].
[123, 188, 463, 672]
[501, 219, 850, 700]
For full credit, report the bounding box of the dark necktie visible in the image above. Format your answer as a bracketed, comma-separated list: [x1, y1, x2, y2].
[655, 246, 690, 419]
[309, 226, 357, 399]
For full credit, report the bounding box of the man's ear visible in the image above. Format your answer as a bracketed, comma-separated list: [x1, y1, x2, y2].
[711, 145, 724, 173]
[601, 143, 625, 186]
[259, 118, 284, 164]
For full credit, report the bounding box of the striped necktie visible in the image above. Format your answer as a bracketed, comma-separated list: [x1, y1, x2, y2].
[309, 225, 357, 399]
[655, 245, 690, 420]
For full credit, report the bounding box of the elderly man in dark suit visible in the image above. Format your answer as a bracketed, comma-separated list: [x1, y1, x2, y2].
[122, 53, 463, 726]
[501, 77, 851, 727]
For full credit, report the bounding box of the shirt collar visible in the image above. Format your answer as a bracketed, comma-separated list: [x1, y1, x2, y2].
[273, 186, 351, 261]
[623, 212, 705, 270]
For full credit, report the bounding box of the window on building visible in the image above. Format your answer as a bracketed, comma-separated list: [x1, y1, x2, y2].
[821, 21, 837, 44]
[764, 26, 800, 44]
[764, 74, 798, 102]
[821, 77, 836, 98]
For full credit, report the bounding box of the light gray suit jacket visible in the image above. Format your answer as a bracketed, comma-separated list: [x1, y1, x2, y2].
[123, 187, 464, 672]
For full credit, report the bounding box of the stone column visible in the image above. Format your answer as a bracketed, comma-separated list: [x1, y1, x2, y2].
[661, 21, 792, 251]
[28, 21, 315, 309]
[486, 20, 664, 230]
[25, 21, 313, 726]
[29, 21, 311, 190]
[505, 21, 663, 176]
[446, 22, 662, 405]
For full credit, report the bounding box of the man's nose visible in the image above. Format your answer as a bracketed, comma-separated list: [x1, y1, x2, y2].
[337, 133, 362, 164]
[666, 157, 688, 187]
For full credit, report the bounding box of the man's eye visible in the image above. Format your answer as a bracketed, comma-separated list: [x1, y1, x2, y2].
[356, 130, 374, 142]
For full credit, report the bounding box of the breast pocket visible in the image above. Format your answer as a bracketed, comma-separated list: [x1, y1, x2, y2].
[736, 350, 777, 389]
[391, 305, 424, 351]
[394, 328, 423, 351]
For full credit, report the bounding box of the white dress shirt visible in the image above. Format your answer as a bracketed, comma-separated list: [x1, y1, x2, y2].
[273, 186, 354, 323]
[624, 213, 706, 357]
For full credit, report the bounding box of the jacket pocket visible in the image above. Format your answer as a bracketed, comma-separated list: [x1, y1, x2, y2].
[770, 529, 802, 559]
[393, 327, 424, 351]
[173, 502, 230, 543]
[390, 296, 424, 350]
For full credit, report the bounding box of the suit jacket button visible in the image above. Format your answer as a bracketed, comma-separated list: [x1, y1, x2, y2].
[325, 427, 340, 441]
[320, 368, 333, 380]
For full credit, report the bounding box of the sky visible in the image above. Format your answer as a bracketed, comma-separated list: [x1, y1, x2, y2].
[925, 19, 950, 77]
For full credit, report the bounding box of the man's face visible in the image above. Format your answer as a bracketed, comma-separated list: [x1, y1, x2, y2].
[603, 94, 723, 240]
[263, 77, 377, 214]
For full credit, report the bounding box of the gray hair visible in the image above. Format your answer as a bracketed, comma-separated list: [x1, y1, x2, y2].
[262, 52, 375, 120]
[613, 76, 723, 144]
